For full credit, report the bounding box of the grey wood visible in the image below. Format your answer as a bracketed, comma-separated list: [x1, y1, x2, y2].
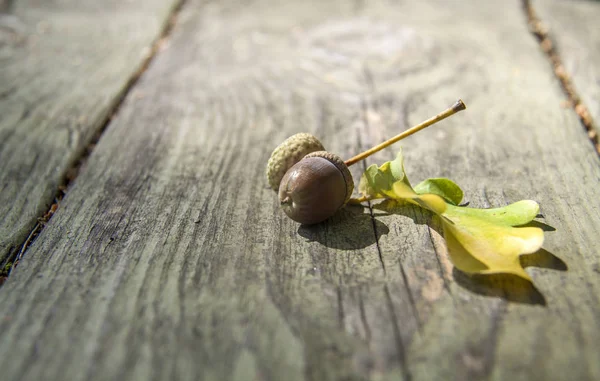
[534, 0, 600, 142]
[1, 0, 599, 380]
[0, 0, 180, 264]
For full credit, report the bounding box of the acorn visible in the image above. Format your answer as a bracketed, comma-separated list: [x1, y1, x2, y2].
[278, 151, 353, 225]
[266, 133, 325, 191]
[267, 100, 466, 224]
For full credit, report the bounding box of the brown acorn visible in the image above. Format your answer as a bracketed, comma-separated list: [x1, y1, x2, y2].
[278, 151, 353, 224]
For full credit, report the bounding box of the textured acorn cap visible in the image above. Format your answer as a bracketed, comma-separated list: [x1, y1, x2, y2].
[303, 151, 354, 205]
[266, 133, 325, 191]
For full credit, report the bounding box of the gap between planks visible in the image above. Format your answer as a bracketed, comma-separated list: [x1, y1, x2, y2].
[0, 0, 188, 286]
[522, 0, 599, 155]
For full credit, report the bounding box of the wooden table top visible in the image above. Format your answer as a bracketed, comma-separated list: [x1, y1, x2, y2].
[1, 0, 599, 380]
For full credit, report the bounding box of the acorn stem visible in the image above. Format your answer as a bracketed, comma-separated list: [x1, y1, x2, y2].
[344, 99, 466, 167]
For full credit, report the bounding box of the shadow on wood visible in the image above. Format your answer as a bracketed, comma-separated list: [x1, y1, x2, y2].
[297, 205, 389, 250]
[453, 269, 547, 305]
[520, 248, 567, 271]
[451, 247, 566, 305]
[524, 219, 557, 232]
[372, 199, 432, 225]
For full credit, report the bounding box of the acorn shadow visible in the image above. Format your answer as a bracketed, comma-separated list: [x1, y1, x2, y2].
[297, 205, 389, 250]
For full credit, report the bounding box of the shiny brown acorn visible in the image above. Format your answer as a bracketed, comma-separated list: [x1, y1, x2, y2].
[278, 151, 353, 224]
[266, 100, 466, 225]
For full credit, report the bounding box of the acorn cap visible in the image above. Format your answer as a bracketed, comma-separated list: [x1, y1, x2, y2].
[266, 133, 325, 191]
[303, 151, 354, 205]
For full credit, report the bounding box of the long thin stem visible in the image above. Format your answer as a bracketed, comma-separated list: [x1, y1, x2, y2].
[345, 99, 466, 167]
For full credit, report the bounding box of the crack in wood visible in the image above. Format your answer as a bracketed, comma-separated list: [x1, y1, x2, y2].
[1, 0, 189, 283]
[523, 0, 599, 155]
[397, 259, 422, 333]
[366, 197, 387, 274]
[357, 291, 372, 346]
[357, 70, 425, 342]
[336, 285, 345, 330]
[425, 224, 454, 301]
[480, 300, 505, 378]
[384, 283, 412, 381]
[357, 97, 387, 274]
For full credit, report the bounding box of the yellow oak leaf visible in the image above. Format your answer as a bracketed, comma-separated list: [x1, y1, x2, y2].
[360, 151, 547, 282]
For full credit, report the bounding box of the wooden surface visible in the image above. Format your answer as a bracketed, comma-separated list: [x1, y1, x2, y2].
[1, 0, 600, 380]
[0, 0, 180, 264]
[535, 0, 600, 129]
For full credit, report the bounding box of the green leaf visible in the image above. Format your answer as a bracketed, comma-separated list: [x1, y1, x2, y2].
[358, 150, 411, 200]
[389, 150, 411, 187]
[358, 164, 391, 199]
[414, 178, 463, 205]
[443, 200, 539, 226]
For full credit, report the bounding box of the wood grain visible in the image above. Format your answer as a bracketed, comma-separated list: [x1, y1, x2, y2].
[355, 2, 600, 380]
[534, 0, 600, 130]
[1, 0, 599, 380]
[0, 0, 180, 264]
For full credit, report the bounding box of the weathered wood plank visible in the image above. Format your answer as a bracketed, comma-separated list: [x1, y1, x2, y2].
[0, 0, 180, 264]
[534, 0, 600, 137]
[355, 2, 600, 380]
[1, 0, 600, 380]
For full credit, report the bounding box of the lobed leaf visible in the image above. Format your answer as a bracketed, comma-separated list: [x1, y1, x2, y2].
[359, 149, 547, 283]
